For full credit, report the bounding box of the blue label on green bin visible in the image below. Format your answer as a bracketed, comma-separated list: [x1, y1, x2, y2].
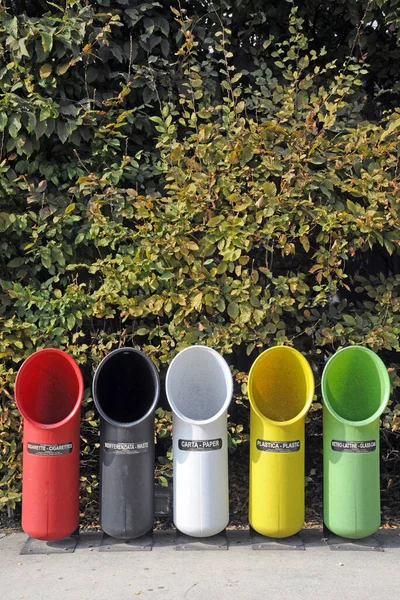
[331, 440, 376, 453]
[178, 439, 222, 451]
[27, 442, 73, 456]
[256, 440, 300, 452]
[104, 441, 149, 455]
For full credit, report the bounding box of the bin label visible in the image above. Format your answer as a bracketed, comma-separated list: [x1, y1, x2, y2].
[331, 440, 376, 453]
[178, 439, 222, 451]
[256, 439, 300, 453]
[104, 441, 149, 455]
[27, 442, 73, 456]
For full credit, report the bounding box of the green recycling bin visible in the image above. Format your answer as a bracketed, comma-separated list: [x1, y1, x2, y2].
[322, 346, 390, 539]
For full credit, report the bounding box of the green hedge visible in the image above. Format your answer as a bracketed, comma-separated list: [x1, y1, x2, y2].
[0, 2, 399, 520]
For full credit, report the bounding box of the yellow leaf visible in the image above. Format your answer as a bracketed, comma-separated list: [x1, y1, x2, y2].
[56, 61, 71, 75]
[40, 64, 52, 79]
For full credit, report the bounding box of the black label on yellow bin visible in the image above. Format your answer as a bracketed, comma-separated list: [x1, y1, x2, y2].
[104, 441, 149, 455]
[27, 442, 73, 456]
[178, 439, 222, 451]
[256, 440, 301, 453]
[331, 440, 376, 453]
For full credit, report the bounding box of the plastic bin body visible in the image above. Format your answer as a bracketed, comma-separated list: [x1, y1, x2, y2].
[15, 349, 83, 541]
[93, 347, 159, 539]
[166, 346, 233, 537]
[322, 346, 390, 539]
[248, 346, 314, 538]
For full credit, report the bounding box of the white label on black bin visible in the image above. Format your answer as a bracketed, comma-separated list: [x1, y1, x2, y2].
[104, 441, 149, 455]
[178, 439, 222, 451]
[27, 442, 73, 456]
[256, 440, 301, 453]
[331, 440, 376, 453]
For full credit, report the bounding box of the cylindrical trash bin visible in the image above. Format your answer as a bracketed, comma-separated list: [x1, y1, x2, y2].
[15, 348, 83, 541]
[166, 345, 233, 537]
[93, 347, 159, 539]
[322, 346, 390, 539]
[248, 346, 314, 538]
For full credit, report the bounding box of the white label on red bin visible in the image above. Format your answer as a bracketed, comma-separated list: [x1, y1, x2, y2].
[104, 441, 149, 455]
[27, 442, 73, 455]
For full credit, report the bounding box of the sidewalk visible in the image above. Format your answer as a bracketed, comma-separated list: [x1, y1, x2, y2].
[2, 529, 400, 600]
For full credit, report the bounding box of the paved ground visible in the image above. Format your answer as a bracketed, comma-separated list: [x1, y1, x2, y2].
[2, 529, 400, 600]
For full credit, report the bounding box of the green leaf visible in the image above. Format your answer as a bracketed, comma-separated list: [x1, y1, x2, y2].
[8, 114, 21, 138]
[26, 113, 37, 133]
[0, 113, 7, 132]
[207, 215, 224, 227]
[41, 32, 53, 53]
[342, 314, 355, 325]
[19, 38, 30, 57]
[228, 302, 239, 319]
[159, 272, 174, 280]
[67, 314, 76, 330]
[263, 182, 277, 197]
[8, 257, 25, 268]
[57, 121, 68, 143]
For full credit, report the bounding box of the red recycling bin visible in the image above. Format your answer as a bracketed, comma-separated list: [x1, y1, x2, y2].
[15, 348, 83, 541]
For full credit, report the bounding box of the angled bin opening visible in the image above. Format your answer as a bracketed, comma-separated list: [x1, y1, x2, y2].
[16, 348, 82, 427]
[166, 346, 232, 423]
[322, 346, 390, 539]
[93, 347, 160, 539]
[166, 345, 233, 537]
[15, 348, 83, 541]
[249, 346, 313, 424]
[248, 346, 314, 538]
[322, 346, 390, 424]
[93, 348, 159, 425]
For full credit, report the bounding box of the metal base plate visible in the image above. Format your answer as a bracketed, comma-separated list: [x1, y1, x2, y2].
[99, 532, 153, 552]
[250, 529, 304, 550]
[175, 532, 228, 551]
[20, 536, 77, 555]
[327, 535, 383, 552]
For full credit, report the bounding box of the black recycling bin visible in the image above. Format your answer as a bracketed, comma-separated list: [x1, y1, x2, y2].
[93, 347, 160, 539]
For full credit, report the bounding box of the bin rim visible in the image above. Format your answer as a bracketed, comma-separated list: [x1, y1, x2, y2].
[165, 345, 233, 425]
[15, 348, 84, 430]
[92, 346, 160, 428]
[321, 345, 390, 427]
[248, 345, 314, 426]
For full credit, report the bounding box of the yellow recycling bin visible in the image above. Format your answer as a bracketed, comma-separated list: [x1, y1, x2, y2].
[248, 346, 314, 538]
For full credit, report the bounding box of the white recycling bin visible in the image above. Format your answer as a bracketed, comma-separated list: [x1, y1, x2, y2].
[166, 345, 233, 537]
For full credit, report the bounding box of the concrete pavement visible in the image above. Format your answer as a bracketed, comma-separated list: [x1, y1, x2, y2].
[1, 529, 400, 600]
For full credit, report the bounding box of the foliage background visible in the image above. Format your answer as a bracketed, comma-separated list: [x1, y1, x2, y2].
[0, 0, 399, 526]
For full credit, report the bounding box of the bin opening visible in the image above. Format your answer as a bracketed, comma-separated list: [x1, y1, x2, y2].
[322, 347, 389, 422]
[94, 350, 157, 423]
[16, 349, 82, 426]
[166, 346, 232, 421]
[249, 347, 312, 422]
